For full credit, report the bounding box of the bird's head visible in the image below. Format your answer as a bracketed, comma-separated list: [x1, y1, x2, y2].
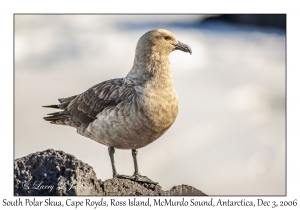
[136, 29, 192, 57]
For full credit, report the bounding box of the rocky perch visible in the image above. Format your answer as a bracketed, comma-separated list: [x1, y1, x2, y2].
[14, 149, 206, 196]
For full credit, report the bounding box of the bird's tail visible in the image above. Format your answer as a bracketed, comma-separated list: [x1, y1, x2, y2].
[42, 95, 77, 110]
[42, 104, 60, 109]
[42, 95, 78, 124]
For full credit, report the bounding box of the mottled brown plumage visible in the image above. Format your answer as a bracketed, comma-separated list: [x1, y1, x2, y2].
[44, 79, 135, 125]
[43, 29, 191, 182]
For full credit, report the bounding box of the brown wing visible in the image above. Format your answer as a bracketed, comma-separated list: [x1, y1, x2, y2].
[43, 78, 136, 125]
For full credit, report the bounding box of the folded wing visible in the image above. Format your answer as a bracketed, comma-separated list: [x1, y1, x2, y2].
[43, 78, 136, 126]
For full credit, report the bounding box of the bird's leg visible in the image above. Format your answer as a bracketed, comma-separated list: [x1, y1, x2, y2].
[132, 149, 141, 176]
[108, 147, 133, 179]
[108, 147, 118, 177]
[108, 147, 158, 184]
[131, 149, 158, 185]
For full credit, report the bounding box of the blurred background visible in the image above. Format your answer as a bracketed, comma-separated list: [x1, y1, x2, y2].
[15, 14, 286, 195]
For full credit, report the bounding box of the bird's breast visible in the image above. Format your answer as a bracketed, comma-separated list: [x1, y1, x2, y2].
[142, 81, 179, 133]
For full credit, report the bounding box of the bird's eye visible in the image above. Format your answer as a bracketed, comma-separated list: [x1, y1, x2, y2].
[164, 36, 171, 40]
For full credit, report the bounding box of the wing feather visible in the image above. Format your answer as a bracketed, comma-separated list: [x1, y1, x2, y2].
[43, 78, 136, 125]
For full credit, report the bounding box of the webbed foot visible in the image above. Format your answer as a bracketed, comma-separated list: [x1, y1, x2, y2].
[115, 173, 158, 185]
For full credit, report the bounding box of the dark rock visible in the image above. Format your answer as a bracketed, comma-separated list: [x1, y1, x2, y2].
[101, 177, 161, 196]
[14, 149, 103, 196]
[14, 149, 206, 196]
[162, 185, 206, 196]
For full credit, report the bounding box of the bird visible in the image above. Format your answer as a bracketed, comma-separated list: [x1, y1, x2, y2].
[43, 29, 192, 183]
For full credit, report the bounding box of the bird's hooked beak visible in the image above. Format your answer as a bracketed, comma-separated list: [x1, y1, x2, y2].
[173, 41, 192, 55]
